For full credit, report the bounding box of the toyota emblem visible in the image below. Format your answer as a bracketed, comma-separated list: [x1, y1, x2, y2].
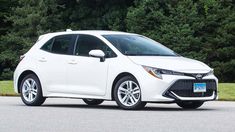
[195, 74, 203, 79]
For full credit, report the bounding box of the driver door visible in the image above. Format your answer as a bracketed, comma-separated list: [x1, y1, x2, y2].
[66, 34, 116, 96]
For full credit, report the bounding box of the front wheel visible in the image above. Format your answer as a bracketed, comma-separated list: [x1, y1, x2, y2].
[114, 76, 146, 110]
[83, 99, 104, 105]
[176, 101, 204, 109]
[20, 74, 46, 106]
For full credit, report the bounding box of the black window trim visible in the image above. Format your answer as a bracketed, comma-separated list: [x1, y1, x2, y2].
[73, 35, 79, 56]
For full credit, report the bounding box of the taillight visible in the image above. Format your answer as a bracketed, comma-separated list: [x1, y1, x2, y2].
[20, 55, 25, 61]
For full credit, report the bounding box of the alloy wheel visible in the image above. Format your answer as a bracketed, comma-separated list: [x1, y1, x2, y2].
[22, 78, 38, 102]
[117, 80, 141, 106]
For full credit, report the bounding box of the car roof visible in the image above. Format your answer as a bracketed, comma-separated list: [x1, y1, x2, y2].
[43, 30, 136, 36]
[36, 30, 138, 43]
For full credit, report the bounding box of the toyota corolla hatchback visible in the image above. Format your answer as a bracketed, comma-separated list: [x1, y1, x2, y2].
[14, 30, 218, 110]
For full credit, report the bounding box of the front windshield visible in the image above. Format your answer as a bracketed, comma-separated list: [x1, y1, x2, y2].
[103, 34, 177, 56]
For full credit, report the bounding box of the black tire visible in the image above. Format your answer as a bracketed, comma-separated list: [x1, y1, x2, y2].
[20, 74, 46, 106]
[83, 99, 104, 105]
[113, 76, 146, 110]
[176, 101, 204, 109]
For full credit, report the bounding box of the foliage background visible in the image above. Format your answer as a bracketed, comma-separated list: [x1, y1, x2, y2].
[0, 0, 234, 82]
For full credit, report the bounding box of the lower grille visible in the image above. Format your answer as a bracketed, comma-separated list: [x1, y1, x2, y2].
[164, 79, 216, 98]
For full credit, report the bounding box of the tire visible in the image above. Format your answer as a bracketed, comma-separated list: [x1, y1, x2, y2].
[83, 99, 104, 105]
[114, 76, 146, 110]
[20, 74, 46, 106]
[176, 101, 204, 109]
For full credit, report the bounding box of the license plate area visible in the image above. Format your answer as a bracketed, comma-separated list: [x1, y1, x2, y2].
[193, 83, 206, 93]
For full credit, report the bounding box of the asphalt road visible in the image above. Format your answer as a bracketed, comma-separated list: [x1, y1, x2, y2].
[0, 97, 235, 132]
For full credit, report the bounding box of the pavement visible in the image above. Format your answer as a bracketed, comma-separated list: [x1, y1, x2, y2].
[0, 97, 235, 132]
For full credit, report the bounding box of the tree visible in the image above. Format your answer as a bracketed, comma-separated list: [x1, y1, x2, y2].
[126, 0, 235, 82]
[0, 0, 234, 82]
[0, 0, 135, 80]
[0, 0, 17, 79]
[60, 0, 134, 30]
[0, 0, 63, 79]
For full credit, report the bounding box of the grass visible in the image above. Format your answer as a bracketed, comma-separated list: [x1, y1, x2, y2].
[0, 81, 18, 96]
[218, 83, 235, 101]
[0, 81, 235, 101]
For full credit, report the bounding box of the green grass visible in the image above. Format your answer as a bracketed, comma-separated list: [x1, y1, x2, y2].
[0, 81, 18, 96]
[0, 81, 235, 100]
[218, 83, 235, 101]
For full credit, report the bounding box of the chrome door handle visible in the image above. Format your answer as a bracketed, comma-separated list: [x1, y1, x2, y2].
[39, 57, 47, 62]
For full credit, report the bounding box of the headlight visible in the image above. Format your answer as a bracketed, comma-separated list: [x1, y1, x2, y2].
[142, 66, 185, 79]
[206, 69, 214, 76]
[143, 66, 162, 79]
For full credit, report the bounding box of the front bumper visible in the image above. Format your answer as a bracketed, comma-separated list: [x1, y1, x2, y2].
[163, 79, 217, 101]
[139, 73, 218, 102]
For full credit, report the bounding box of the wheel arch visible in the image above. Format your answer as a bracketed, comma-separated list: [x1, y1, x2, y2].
[111, 72, 138, 100]
[17, 70, 39, 93]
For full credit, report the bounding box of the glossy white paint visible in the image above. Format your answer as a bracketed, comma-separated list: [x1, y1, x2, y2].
[14, 30, 218, 102]
[128, 56, 211, 73]
[89, 50, 105, 58]
[65, 55, 109, 96]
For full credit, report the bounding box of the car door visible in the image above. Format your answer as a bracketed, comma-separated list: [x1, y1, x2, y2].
[66, 34, 117, 96]
[37, 34, 77, 93]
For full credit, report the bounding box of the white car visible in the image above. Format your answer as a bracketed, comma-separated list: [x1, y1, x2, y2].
[14, 30, 218, 110]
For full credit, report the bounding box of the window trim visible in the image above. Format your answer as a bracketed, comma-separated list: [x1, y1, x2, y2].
[73, 35, 79, 56]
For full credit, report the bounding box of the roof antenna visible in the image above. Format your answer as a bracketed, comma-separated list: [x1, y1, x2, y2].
[66, 29, 72, 32]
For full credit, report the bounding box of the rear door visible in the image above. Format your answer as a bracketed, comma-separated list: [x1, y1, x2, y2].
[37, 34, 77, 93]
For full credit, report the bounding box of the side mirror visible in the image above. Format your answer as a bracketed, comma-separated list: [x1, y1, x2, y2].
[89, 50, 105, 62]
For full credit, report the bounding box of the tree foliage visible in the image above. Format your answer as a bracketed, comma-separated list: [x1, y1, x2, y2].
[126, 0, 235, 82]
[0, 0, 234, 82]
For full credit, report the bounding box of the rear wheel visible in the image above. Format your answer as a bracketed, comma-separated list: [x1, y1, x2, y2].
[114, 76, 146, 110]
[83, 99, 104, 105]
[176, 101, 204, 109]
[20, 74, 46, 106]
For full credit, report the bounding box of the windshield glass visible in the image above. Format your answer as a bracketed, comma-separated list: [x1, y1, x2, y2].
[103, 35, 177, 56]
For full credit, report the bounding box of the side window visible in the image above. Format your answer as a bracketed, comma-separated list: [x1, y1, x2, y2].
[51, 35, 73, 54]
[41, 35, 76, 55]
[75, 35, 116, 58]
[41, 39, 53, 52]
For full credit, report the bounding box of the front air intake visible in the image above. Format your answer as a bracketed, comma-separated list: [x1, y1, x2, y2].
[164, 79, 217, 99]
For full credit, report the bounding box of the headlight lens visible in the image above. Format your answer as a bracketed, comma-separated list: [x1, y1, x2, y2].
[143, 66, 162, 79]
[143, 66, 214, 79]
[142, 66, 185, 79]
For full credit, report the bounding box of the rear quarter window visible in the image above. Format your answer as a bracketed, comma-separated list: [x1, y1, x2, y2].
[41, 39, 53, 52]
[40, 34, 77, 55]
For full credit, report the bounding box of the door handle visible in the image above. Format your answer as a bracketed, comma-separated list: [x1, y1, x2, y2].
[39, 57, 47, 62]
[68, 60, 77, 64]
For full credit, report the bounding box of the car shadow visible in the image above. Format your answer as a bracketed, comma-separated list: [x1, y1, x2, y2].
[42, 104, 120, 110]
[39, 104, 215, 111]
[141, 106, 215, 111]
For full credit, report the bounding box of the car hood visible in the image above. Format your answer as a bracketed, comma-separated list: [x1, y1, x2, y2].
[128, 56, 211, 73]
